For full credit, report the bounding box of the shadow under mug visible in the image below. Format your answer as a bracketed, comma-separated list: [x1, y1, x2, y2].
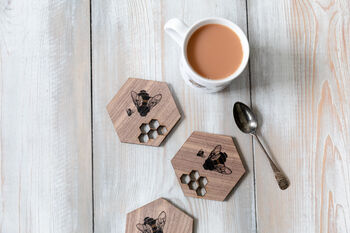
[164, 17, 250, 93]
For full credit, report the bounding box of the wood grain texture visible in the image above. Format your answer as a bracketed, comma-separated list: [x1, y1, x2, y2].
[92, 0, 255, 233]
[107, 78, 181, 146]
[248, 0, 350, 232]
[171, 131, 245, 201]
[125, 198, 193, 233]
[0, 0, 92, 233]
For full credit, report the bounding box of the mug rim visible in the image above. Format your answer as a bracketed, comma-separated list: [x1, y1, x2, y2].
[181, 17, 250, 85]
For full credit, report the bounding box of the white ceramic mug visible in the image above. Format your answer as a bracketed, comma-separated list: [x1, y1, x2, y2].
[164, 17, 249, 93]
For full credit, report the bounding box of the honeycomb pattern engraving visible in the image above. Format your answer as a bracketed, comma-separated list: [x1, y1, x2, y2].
[138, 119, 168, 143]
[138, 134, 149, 143]
[140, 123, 150, 134]
[180, 170, 208, 197]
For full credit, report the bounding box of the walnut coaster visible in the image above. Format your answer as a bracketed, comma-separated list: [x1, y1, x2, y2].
[171, 131, 246, 201]
[107, 78, 181, 146]
[125, 198, 193, 233]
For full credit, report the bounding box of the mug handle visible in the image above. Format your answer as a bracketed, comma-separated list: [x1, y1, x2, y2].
[164, 18, 188, 46]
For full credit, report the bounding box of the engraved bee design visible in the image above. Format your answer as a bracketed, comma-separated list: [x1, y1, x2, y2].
[202, 145, 232, 175]
[126, 108, 134, 116]
[136, 211, 166, 233]
[130, 90, 162, 117]
[197, 149, 204, 157]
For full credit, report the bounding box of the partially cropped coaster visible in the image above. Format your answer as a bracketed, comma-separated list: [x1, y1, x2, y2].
[107, 78, 181, 146]
[171, 131, 246, 201]
[125, 198, 193, 233]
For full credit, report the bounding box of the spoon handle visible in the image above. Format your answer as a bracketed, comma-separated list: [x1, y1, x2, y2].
[254, 135, 289, 190]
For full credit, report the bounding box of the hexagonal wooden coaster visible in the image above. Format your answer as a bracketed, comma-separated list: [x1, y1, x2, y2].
[125, 198, 193, 233]
[107, 78, 181, 146]
[171, 131, 246, 201]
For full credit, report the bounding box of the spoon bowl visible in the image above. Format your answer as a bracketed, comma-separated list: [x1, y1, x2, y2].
[233, 102, 258, 134]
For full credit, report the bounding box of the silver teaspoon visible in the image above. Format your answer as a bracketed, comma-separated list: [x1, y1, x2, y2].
[233, 102, 289, 190]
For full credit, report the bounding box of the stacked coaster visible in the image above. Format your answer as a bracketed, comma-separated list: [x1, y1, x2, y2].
[107, 78, 181, 147]
[126, 198, 193, 233]
[172, 131, 245, 201]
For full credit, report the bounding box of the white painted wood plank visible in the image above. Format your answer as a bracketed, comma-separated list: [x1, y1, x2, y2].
[92, 1, 255, 233]
[0, 1, 92, 232]
[248, 0, 350, 232]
